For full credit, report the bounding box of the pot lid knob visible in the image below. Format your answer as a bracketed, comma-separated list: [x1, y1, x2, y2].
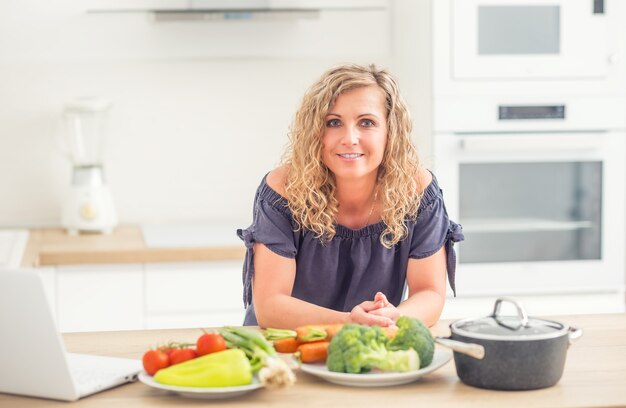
[492, 297, 529, 328]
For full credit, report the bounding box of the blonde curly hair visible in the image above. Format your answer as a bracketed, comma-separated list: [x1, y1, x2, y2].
[282, 63, 423, 248]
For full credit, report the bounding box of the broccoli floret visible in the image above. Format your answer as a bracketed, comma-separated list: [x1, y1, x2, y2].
[388, 316, 435, 368]
[326, 324, 420, 374]
[326, 325, 362, 373]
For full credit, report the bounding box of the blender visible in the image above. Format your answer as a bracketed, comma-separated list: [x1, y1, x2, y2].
[60, 97, 118, 235]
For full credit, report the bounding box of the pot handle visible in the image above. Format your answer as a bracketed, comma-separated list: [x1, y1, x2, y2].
[568, 327, 583, 345]
[435, 337, 485, 360]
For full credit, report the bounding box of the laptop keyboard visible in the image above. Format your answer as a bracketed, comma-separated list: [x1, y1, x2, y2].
[66, 353, 141, 397]
[72, 367, 115, 395]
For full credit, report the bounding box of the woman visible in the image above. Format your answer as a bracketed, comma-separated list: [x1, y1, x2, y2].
[238, 63, 463, 329]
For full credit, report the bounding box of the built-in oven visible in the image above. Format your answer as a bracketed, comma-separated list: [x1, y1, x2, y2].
[433, 98, 626, 297]
[451, 0, 610, 80]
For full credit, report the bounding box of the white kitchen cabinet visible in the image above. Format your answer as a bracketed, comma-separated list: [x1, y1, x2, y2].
[56, 264, 144, 332]
[45, 260, 245, 332]
[144, 261, 245, 329]
[33, 260, 626, 333]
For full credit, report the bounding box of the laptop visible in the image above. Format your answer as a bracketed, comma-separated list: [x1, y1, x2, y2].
[0, 270, 142, 401]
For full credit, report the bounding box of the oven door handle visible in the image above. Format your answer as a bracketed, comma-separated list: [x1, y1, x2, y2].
[459, 134, 603, 152]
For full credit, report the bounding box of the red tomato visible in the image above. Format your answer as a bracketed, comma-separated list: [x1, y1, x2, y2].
[142, 350, 170, 375]
[157, 346, 175, 359]
[196, 332, 227, 356]
[169, 348, 198, 365]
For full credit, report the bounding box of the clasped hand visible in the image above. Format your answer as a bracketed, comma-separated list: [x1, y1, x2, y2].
[348, 292, 400, 327]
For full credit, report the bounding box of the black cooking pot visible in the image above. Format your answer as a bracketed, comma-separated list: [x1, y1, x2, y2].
[435, 297, 583, 391]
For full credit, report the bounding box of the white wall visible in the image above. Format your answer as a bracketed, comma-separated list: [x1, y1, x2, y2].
[389, 0, 432, 167]
[0, 0, 430, 228]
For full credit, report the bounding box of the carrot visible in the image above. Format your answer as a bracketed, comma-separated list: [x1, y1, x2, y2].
[296, 326, 327, 342]
[264, 327, 297, 341]
[295, 324, 347, 342]
[297, 341, 330, 363]
[273, 337, 300, 354]
[381, 326, 398, 339]
[319, 324, 344, 340]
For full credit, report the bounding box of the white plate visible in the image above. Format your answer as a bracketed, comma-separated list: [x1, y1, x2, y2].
[138, 372, 263, 400]
[299, 349, 453, 387]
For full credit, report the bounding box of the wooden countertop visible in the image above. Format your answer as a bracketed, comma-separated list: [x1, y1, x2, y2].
[1, 314, 625, 407]
[21, 225, 245, 267]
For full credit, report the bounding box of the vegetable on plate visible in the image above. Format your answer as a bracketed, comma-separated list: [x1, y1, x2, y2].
[326, 324, 420, 374]
[265, 324, 346, 346]
[296, 326, 327, 342]
[295, 324, 344, 343]
[264, 328, 297, 341]
[196, 331, 227, 356]
[169, 348, 197, 365]
[296, 341, 330, 364]
[219, 326, 296, 388]
[143, 334, 227, 376]
[142, 349, 170, 376]
[314, 324, 344, 341]
[263, 328, 301, 353]
[273, 337, 300, 354]
[154, 348, 252, 388]
[388, 316, 435, 368]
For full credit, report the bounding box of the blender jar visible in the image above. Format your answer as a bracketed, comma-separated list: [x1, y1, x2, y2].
[63, 97, 112, 166]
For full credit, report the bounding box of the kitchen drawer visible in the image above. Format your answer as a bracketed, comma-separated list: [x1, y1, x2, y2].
[145, 261, 243, 314]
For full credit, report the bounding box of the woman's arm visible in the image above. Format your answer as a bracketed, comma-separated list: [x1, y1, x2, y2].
[368, 246, 447, 327]
[396, 246, 447, 326]
[394, 168, 449, 325]
[252, 243, 394, 329]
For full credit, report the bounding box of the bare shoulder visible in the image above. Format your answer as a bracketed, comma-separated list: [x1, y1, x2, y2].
[266, 165, 290, 198]
[415, 166, 433, 193]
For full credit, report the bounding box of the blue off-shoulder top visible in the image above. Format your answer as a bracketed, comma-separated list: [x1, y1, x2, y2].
[237, 172, 464, 326]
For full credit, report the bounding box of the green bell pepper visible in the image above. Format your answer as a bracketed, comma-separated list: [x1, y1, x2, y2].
[153, 348, 252, 387]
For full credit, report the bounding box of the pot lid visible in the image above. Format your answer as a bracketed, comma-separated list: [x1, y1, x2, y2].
[451, 298, 568, 341]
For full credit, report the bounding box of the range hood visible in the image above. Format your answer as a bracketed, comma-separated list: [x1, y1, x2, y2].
[88, 0, 387, 13]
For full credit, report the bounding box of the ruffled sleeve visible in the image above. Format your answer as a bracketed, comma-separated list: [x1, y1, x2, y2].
[237, 179, 297, 308]
[408, 179, 464, 296]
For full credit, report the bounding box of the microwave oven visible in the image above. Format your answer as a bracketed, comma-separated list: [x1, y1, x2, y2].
[448, 0, 610, 80]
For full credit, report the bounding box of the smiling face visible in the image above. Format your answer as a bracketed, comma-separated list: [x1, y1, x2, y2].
[321, 85, 388, 182]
